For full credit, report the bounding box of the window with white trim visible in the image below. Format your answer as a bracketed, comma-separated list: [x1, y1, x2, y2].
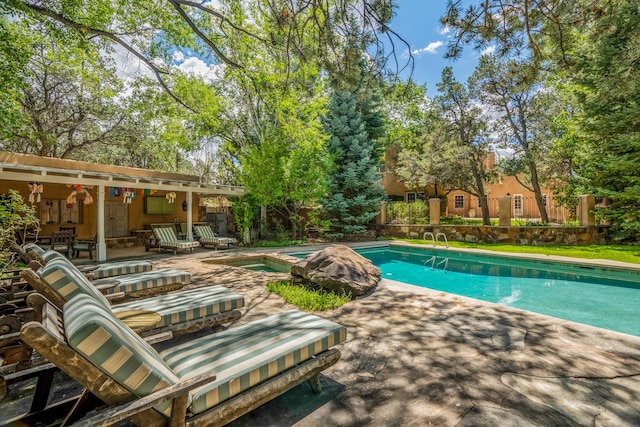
[454, 194, 464, 209]
[406, 192, 425, 203]
[542, 194, 549, 207]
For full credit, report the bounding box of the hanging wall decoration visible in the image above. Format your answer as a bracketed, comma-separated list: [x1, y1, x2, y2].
[166, 192, 176, 203]
[28, 182, 43, 203]
[123, 188, 136, 204]
[66, 184, 95, 205]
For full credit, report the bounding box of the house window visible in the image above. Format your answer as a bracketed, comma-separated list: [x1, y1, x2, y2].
[513, 194, 523, 216]
[454, 194, 464, 209]
[40, 199, 82, 224]
[406, 192, 425, 203]
[477, 195, 488, 208]
[542, 194, 549, 207]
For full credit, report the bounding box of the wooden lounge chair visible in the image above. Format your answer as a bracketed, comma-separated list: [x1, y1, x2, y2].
[30, 253, 188, 300]
[152, 226, 200, 255]
[21, 243, 154, 279]
[193, 225, 238, 250]
[21, 258, 243, 338]
[2, 261, 243, 403]
[12, 293, 345, 426]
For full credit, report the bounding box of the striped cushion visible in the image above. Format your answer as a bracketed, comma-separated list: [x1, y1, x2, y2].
[91, 261, 153, 279]
[64, 294, 180, 416]
[42, 249, 65, 263]
[40, 258, 111, 308]
[98, 269, 191, 295]
[24, 243, 45, 256]
[160, 310, 347, 414]
[194, 226, 237, 246]
[111, 286, 245, 328]
[194, 225, 215, 240]
[154, 227, 200, 250]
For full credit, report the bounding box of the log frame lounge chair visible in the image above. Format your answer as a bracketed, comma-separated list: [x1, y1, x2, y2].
[20, 259, 244, 339]
[152, 226, 200, 255]
[193, 225, 238, 250]
[33, 254, 189, 300]
[21, 243, 154, 279]
[13, 293, 345, 427]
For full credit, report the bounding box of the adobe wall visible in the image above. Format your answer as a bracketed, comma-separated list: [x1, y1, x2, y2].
[377, 224, 611, 245]
[1, 181, 199, 240]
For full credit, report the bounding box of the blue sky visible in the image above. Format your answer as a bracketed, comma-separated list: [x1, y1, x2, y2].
[389, 0, 483, 96]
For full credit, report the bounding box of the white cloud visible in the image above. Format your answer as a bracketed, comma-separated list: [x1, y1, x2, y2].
[481, 45, 496, 56]
[440, 25, 451, 35]
[172, 51, 185, 62]
[412, 41, 444, 56]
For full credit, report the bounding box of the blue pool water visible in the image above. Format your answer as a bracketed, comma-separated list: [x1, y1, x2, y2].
[294, 246, 640, 336]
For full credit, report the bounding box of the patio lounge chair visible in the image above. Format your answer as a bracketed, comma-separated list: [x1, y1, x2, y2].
[3, 261, 243, 403]
[152, 226, 200, 255]
[194, 225, 238, 250]
[20, 242, 154, 279]
[20, 257, 243, 338]
[13, 293, 345, 427]
[30, 253, 189, 300]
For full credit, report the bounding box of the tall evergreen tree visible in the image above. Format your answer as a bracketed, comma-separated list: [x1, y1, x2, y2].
[321, 90, 385, 236]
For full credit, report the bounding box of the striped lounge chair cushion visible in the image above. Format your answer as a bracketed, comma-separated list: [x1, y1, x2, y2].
[40, 258, 112, 308]
[194, 226, 237, 246]
[24, 243, 45, 256]
[40, 258, 190, 300]
[110, 286, 245, 328]
[160, 310, 347, 414]
[91, 261, 153, 279]
[97, 269, 191, 295]
[154, 227, 200, 250]
[64, 294, 180, 416]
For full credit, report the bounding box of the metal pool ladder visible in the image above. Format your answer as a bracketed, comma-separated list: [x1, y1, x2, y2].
[423, 232, 449, 248]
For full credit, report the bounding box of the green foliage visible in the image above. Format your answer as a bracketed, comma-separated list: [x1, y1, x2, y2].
[266, 281, 352, 311]
[252, 240, 304, 248]
[230, 194, 259, 245]
[0, 190, 40, 269]
[321, 90, 386, 235]
[572, 0, 640, 241]
[386, 201, 429, 224]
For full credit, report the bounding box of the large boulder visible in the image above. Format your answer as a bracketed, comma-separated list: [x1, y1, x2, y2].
[291, 244, 381, 297]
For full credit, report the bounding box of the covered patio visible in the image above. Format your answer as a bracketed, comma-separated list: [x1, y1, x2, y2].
[0, 151, 245, 261]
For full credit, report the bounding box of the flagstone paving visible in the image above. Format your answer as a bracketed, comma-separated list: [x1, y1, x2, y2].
[3, 244, 640, 426]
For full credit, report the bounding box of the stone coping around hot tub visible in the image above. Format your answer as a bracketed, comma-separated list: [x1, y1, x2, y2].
[201, 253, 299, 268]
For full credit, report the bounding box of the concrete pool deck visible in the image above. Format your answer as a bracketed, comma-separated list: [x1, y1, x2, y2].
[4, 242, 640, 425]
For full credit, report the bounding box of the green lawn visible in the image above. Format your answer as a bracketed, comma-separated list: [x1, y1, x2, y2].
[399, 239, 640, 265]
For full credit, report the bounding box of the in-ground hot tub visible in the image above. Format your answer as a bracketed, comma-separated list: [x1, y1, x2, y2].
[203, 254, 294, 273]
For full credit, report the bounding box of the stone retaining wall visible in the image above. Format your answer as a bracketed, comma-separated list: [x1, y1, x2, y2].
[376, 224, 611, 245]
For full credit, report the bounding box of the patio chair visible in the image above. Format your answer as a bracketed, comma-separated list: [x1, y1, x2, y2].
[21, 242, 153, 279]
[13, 293, 345, 427]
[152, 226, 200, 255]
[194, 225, 238, 250]
[49, 230, 74, 259]
[72, 235, 96, 260]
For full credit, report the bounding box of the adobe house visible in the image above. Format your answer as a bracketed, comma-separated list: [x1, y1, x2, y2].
[0, 151, 245, 261]
[382, 151, 570, 223]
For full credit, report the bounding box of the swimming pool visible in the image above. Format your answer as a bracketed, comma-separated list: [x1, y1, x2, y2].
[293, 245, 640, 336]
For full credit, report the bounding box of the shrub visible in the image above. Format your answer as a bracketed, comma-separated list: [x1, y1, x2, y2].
[0, 190, 40, 269]
[387, 200, 429, 224]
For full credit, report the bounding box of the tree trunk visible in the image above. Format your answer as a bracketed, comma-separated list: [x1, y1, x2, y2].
[528, 161, 549, 223]
[470, 162, 491, 225]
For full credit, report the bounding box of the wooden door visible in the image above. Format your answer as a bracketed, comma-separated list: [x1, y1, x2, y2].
[105, 202, 129, 238]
